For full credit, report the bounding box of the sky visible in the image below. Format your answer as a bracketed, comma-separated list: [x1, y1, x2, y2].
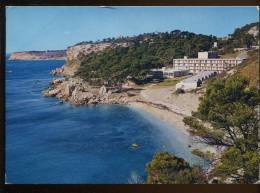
[6, 6, 259, 53]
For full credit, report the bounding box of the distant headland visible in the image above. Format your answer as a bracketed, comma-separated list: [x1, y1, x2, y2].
[8, 50, 66, 60]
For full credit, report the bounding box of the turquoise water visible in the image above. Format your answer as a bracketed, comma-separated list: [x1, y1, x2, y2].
[6, 60, 206, 184]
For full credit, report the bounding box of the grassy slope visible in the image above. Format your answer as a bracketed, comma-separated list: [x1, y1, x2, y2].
[220, 52, 240, 59]
[236, 50, 259, 88]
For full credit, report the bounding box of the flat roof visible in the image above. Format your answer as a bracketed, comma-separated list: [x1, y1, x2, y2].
[181, 71, 215, 83]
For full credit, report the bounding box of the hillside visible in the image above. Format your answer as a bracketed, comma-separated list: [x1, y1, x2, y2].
[218, 22, 259, 53]
[63, 42, 129, 75]
[68, 22, 258, 86]
[74, 31, 217, 85]
[9, 50, 66, 60]
[236, 50, 259, 88]
[234, 22, 259, 38]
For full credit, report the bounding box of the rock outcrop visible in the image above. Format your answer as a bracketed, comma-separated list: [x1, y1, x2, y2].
[50, 67, 64, 75]
[43, 77, 129, 105]
[247, 26, 259, 37]
[62, 42, 129, 75]
[9, 50, 66, 60]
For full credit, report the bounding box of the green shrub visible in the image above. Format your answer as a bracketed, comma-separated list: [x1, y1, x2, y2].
[146, 152, 207, 184]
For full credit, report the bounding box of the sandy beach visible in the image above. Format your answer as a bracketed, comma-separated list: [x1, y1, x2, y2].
[128, 84, 218, 154]
[128, 83, 202, 134]
[129, 101, 190, 135]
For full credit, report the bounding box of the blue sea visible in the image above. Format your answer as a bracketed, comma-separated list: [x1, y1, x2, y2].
[5, 60, 206, 184]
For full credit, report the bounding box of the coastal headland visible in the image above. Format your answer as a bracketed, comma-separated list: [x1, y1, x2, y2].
[43, 71, 219, 157]
[42, 33, 205, 135]
[7, 5, 259, 184]
[43, 74, 201, 136]
[42, 22, 258, 137]
[9, 50, 66, 60]
[42, 22, 259, 167]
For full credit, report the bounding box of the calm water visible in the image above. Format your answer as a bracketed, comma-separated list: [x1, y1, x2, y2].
[6, 60, 205, 184]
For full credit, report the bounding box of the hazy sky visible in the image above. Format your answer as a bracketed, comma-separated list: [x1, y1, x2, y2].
[6, 6, 259, 53]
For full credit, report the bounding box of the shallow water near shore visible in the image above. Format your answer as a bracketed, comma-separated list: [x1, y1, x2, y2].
[6, 60, 207, 184]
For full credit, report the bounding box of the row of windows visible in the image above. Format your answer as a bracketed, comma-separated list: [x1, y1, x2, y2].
[173, 62, 238, 65]
[173, 59, 239, 61]
[192, 70, 223, 73]
[174, 63, 237, 67]
[173, 60, 239, 64]
[189, 67, 225, 70]
[180, 66, 236, 71]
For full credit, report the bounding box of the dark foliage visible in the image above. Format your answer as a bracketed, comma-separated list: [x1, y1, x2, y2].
[75, 31, 217, 85]
[183, 75, 260, 183]
[146, 152, 207, 184]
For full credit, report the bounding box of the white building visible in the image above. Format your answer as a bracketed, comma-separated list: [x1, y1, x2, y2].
[176, 71, 217, 91]
[198, 52, 211, 59]
[161, 67, 189, 78]
[213, 42, 218, 48]
[173, 52, 243, 73]
[151, 67, 189, 79]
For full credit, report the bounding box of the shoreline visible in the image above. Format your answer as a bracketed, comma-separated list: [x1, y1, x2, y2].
[128, 101, 190, 135]
[128, 101, 219, 156]
[44, 75, 200, 138]
[43, 76, 219, 156]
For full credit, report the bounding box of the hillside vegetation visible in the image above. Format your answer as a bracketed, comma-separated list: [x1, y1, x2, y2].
[75, 31, 217, 85]
[74, 22, 258, 86]
[143, 22, 259, 184]
[218, 22, 259, 53]
[236, 50, 259, 88]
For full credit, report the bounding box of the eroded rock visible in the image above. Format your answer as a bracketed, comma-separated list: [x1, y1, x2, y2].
[43, 77, 128, 105]
[99, 86, 107, 96]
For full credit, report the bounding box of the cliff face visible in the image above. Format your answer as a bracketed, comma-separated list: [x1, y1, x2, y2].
[63, 42, 128, 75]
[9, 50, 66, 60]
[42, 77, 129, 105]
[247, 26, 259, 37]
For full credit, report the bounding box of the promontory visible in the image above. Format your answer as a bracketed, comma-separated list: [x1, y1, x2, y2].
[9, 50, 66, 60]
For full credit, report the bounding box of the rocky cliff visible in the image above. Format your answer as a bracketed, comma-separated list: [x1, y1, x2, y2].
[63, 42, 129, 75]
[247, 25, 259, 37]
[9, 50, 66, 60]
[42, 77, 129, 105]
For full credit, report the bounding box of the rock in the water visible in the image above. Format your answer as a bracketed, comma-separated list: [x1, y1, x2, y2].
[88, 98, 98, 104]
[52, 78, 65, 84]
[43, 77, 129, 105]
[43, 88, 60, 97]
[131, 143, 140, 149]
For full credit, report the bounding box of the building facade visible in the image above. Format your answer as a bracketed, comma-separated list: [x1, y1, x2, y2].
[173, 52, 243, 73]
[161, 67, 189, 78]
[151, 68, 190, 79]
[173, 58, 243, 73]
[198, 51, 219, 59]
